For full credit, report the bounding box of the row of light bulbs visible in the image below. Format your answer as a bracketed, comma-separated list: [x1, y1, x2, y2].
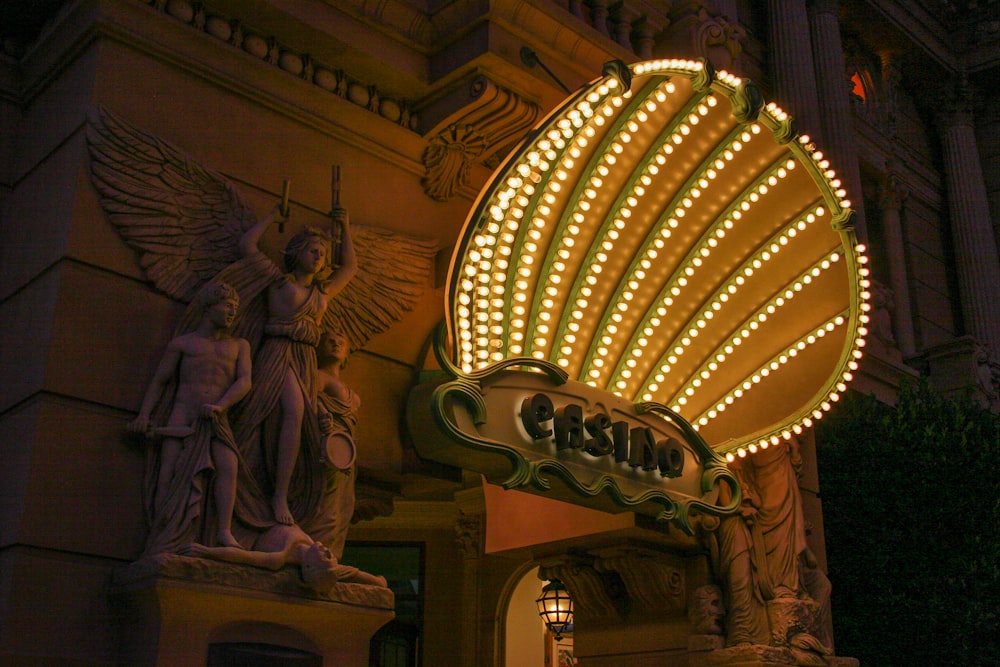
[654, 244, 843, 412]
[450, 61, 870, 458]
[569, 101, 761, 389]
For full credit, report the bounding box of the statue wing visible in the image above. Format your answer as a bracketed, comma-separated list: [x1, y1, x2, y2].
[324, 225, 439, 350]
[86, 106, 257, 302]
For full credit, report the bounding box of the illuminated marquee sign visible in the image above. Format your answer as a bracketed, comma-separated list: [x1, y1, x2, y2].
[407, 339, 737, 531]
[407, 58, 869, 530]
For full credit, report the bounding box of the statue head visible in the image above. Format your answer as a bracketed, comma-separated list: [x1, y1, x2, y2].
[198, 281, 239, 310]
[283, 226, 333, 274]
[317, 332, 350, 370]
[688, 585, 725, 635]
[299, 541, 342, 589]
[197, 281, 239, 329]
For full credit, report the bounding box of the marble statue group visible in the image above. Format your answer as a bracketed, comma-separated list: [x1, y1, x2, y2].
[88, 107, 436, 588]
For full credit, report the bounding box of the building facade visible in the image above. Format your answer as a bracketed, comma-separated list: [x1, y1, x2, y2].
[0, 0, 997, 665]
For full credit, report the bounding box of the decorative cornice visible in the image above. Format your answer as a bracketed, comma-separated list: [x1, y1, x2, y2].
[420, 76, 540, 201]
[143, 0, 420, 132]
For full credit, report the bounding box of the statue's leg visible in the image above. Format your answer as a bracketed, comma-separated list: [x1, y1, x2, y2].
[154, 437, 182, 518]
[212, 441, 241, 547]
[273, 368, 304, 524]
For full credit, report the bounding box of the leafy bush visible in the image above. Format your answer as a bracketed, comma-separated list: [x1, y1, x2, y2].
[816, 381, 1000, 666]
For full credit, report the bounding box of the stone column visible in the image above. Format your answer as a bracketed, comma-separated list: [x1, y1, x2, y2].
[938, 82, 1000, 359]
[588, 0, 612, 38]
[879, 171, 916, 358]
[632, 19, 657, 60]
[454, 491, 484, 667]
[609, 4, 635, 51]
[765, 0, 822, 137]
[808, 0, 868, 240]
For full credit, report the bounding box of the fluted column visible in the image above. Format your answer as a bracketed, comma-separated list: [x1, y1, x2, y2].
[765, 0, 822, 137]
[878, 172, 916, 358]
[808, 0, 867, 240]
[939, 83, 1000, 358]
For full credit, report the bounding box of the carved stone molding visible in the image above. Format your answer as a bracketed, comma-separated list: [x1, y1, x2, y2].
[539, 556, 624, 623]
[419, 76, 540, 201]
[538, 545, 691, 625]
[353, 478, 397, 523]
[116, 553, 394, 608]
[454, 511, 482, 558]
[141, 0, 419, 132]
[659, 1, 746, 71]
[592, 545, 686, 617]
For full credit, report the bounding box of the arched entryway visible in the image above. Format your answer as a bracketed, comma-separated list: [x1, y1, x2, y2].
[502, 566, 575, 667]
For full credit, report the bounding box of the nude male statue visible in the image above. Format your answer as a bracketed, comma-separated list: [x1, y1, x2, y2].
[128, 282, 252, 550]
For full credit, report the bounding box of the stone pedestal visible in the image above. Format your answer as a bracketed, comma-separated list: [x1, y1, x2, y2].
[111, 555, 394, 667]
[690, 644, 859, 667]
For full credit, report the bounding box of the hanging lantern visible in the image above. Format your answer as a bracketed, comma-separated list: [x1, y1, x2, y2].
[536, 579, 574, 639]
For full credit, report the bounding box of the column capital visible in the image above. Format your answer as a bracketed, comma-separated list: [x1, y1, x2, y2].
[878, 167, 907, 211]
[935, 74, 978, 127]
[807, 0, 841, 17]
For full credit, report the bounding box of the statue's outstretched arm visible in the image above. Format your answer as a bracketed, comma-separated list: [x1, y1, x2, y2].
[239, 203, 284, 259]
[180, 542, 287, 571]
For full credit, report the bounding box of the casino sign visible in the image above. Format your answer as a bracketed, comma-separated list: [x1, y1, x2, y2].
[406, 59, 870, 533]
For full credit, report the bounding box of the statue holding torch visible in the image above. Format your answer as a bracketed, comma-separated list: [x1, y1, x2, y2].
[233, 165, 357, 526]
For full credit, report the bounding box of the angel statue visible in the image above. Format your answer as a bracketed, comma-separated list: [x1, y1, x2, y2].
[229, 199, 356, 528]
[88, 107, 437, 557]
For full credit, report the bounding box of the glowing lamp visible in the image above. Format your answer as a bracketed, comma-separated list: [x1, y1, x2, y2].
[536, 579, 574, 639]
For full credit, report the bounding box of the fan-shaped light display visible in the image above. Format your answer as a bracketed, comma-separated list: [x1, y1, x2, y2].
[446, 59, 869, 459]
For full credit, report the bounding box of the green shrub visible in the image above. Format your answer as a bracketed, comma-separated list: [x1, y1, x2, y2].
[816, 381, 1000, 666]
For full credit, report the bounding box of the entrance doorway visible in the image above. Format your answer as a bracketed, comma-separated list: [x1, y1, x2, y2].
[503, 567, 575, 667]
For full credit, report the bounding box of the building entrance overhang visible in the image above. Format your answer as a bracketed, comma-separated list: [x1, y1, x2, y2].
[407, 58, 869, 534]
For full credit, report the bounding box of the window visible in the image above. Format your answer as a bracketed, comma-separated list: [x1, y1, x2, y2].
[343, 542, 424, 667]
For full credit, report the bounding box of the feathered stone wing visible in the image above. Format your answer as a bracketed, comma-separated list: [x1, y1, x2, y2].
[88, 105, 439, 348]
[326, 224, 439, 351]
[86, 106, 257, 302]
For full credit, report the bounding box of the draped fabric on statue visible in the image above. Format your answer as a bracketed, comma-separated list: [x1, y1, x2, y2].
[716, 506, 770, 645]
[141, 412, 273, 557]
[750, 443, 809, 599]
[300, 387, 360, 559]
[232, 303, 327, 524]
[175, 252, 330, 535]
